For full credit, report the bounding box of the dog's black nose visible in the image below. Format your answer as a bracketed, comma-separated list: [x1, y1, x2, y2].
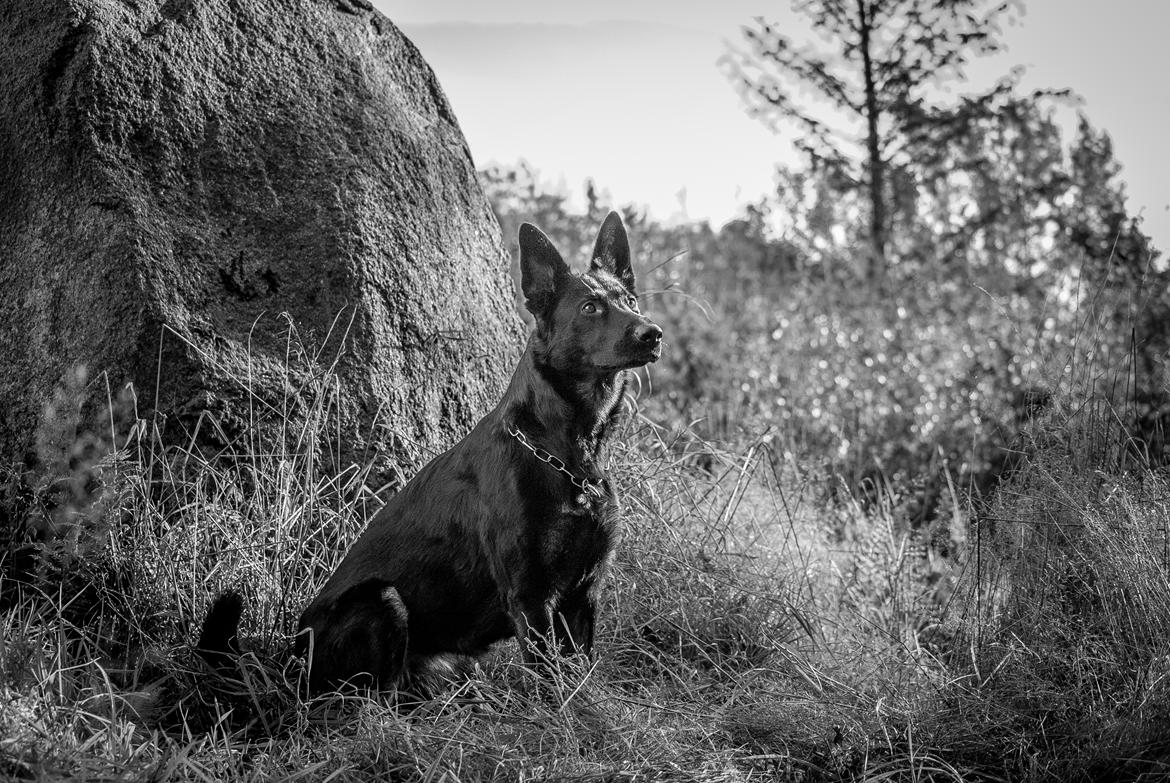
[634, 323, 663, 345]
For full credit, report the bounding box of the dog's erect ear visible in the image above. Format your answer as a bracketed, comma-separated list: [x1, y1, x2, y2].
[589, 211, 634, 293]
[519, 222, 570, 317]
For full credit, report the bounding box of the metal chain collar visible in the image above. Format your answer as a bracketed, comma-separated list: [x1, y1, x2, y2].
[507, 426, 606, 502]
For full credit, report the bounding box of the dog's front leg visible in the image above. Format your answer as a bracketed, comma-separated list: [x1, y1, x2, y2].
[509, 593, 558, 666]
[509, 588, 596, 667]
[553, 584, 596, 657]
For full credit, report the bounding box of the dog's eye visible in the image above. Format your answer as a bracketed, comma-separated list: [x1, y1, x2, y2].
[626, 296, 638, 309]
[581, 301, 600, 314]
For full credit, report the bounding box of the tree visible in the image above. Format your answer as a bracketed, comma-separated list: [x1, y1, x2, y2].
[725, 0, 1021, 280]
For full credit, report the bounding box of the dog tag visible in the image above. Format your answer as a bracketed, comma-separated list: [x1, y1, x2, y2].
[576, 493, 589, 507]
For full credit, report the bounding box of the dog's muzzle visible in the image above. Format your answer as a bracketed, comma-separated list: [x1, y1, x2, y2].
[631, 321, 663, 363]
[634, 322, 663, 346]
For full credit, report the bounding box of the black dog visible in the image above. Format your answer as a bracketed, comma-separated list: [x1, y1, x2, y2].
[200, 212, 662, 693]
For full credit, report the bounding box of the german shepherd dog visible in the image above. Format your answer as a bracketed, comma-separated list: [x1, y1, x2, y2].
[198, 212, 662, 693]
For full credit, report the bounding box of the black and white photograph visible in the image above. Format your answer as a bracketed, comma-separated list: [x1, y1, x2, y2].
[2, 1, 1168, 779]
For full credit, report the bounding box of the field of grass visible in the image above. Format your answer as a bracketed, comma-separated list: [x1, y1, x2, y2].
[3, 329, 1169, 783]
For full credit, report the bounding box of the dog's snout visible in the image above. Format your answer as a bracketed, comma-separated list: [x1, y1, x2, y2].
[634, 322, 663, 345]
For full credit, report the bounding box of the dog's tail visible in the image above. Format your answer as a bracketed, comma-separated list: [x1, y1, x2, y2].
[196, 591, 244, 670]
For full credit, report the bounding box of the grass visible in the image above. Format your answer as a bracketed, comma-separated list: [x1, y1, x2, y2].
[3, 335, 1170, 781]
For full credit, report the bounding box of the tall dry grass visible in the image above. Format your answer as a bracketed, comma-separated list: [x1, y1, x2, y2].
[2, 305, 1169, 781]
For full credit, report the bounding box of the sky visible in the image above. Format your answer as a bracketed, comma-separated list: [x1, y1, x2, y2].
[382, 1, 1170, 255]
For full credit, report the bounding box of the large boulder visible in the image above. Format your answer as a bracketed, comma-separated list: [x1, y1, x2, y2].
[0, 0, 523, 486]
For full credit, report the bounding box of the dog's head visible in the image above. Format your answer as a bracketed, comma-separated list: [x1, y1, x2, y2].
[519, 211, 662, 374]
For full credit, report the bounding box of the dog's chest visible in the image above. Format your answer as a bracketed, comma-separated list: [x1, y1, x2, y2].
[540, 487, 620, 580]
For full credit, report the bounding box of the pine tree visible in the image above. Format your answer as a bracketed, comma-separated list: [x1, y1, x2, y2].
[726, 0, 1020, 281]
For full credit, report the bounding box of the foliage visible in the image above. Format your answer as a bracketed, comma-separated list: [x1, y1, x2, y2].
[943, 401, 1170, 778]
[724, 0, 1029, 278]
[4, 330, 1170, 779]
[482, 123, 1167, 497]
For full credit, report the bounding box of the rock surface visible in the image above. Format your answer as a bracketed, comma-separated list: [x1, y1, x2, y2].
[0, 0, 523, 484]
